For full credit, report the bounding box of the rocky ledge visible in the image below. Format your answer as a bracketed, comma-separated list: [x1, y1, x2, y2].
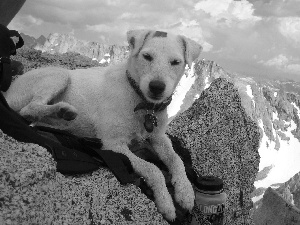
[1, 75, 261, 224]
[168, 78, 261, 225]
[0, 130, 167, 225]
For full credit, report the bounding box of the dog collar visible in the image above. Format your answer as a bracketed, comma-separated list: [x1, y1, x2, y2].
[126, 70, 172, 112]
[126, 70, 172, 132]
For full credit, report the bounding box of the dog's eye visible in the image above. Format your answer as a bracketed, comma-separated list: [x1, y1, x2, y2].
[143, 53, 153, 62]
[170, 59, 181, 66]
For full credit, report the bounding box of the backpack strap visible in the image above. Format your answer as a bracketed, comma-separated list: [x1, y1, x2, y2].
[35, 125, 135, 184]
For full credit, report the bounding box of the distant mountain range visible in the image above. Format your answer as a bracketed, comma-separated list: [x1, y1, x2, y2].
[20, 33, 46, 48]
[168, 60, 300, 221]
[20, 32, 129, 65]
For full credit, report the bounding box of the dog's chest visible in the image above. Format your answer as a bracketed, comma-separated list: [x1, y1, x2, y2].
[125, 110, 151, 139]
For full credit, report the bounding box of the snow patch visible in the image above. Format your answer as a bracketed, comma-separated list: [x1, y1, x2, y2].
[204, 77, 210, 89]
[274, 92, 277, 97]
[255, 119, 300, 189]
[252, 193, 264, 203]
[292, 103, 300, 118]
[257, 119, 278, 171]
[246, 85, 255, 108]
[246, 85, 253, 99]
[273, 112, 279, 121]
[194, 94, 200, 100]
[167, 63, 196, 119]
[99, 58, 106, 64]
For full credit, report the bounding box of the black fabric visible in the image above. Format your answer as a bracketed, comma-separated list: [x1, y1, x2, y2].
[0, 25, 24, 91]
[0, 93, 100, 174]
[0, 24, 13, 91]
[11, 59, 24, 76]
[0, 24, 11, 58]
[35, 125, 135, 184]
[9, 30, 24, 49]
[0, 56, 12, 91]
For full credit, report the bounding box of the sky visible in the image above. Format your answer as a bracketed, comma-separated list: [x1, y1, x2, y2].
[8, 0, 300, 81]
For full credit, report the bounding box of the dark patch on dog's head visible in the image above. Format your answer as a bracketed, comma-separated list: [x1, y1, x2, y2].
[153, 31, 167, 38]
[129, 37, 135, 49]
[134, 31, 151, 57]
[181, 37, 187, 65]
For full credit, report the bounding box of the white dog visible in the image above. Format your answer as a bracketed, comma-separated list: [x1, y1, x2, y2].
[4, 29, 202, 220]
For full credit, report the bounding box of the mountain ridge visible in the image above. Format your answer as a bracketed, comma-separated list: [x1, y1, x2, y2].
[169, 58, 300, 219]
[21, 32, 129, 65]
[20, 33, 46, 48]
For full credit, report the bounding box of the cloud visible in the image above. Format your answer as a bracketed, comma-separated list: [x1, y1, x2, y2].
[195, 0, 232, 17]
[8, 0, 300, 80]
[13, 0, 200, 43]
[261, 54, 300, 74]
[278, 17, 300, 44]
[263, 54, 289, 67]
[9, 14, 43, 32]
[194, 0, 261, 25]
[249, 0, 300, 18]
[287, 64, 300, 74]
[13, 0, 261, 49]
[25, 15, 43, 26]
[162, 19, 213, 52]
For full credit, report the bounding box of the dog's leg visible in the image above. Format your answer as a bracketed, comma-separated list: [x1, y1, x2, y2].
[150, 134, 195, 211]
[20, 74, 77, 122]
[102, 139, 177, 221]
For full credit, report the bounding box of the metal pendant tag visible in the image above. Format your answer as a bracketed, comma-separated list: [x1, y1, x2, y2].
[144, 113, 157, 133]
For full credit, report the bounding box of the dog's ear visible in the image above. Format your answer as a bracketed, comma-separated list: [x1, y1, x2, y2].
[179, 35, 202, 68]
[127, 29, 152, 56]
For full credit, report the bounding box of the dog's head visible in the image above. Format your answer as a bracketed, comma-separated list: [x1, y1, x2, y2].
[127, 29, 202, 104]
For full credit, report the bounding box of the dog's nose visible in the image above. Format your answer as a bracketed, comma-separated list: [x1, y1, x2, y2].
[149, 80, 166, 95]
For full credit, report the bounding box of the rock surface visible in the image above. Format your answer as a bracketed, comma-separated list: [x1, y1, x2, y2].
[1, 60, 262, 224]
[253, 187, 300, 225]
[189, 60, 300, 224]
[5, 42, 300, 224]
[276, 171, 300, 209]
[0, 130, 168, 225]
[167, 78, 261, 225]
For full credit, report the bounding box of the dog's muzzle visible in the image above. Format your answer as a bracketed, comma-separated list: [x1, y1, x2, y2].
[148, 80, 165, 100]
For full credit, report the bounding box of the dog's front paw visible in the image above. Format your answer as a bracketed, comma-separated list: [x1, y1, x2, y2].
[57, 104, 77, 121]
[20, 113, 36, 122]
[20, 107, 38, 122]
[155, 192, 176, 221]
[173, 177, 195, 211]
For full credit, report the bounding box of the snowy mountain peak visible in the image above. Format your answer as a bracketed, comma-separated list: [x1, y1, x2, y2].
[168, 58, 300, 210]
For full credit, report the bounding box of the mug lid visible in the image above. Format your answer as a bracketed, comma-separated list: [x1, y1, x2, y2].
[194, 176, 223, 192]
